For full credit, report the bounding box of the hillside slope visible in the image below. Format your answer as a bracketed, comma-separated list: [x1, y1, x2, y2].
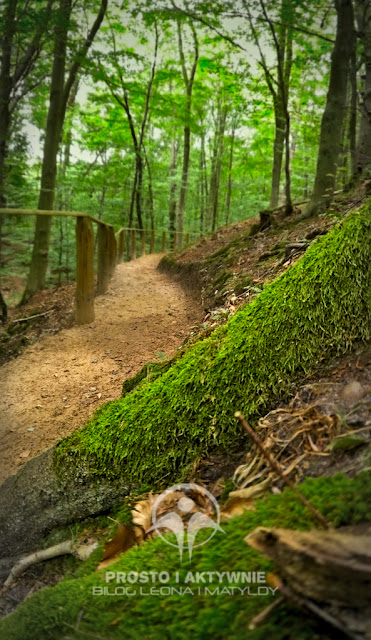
[53, 202, 371, 486]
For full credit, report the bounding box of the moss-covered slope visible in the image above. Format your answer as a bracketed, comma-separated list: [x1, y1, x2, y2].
[1, 472, 371, 640]
[54, 203, 371, 485]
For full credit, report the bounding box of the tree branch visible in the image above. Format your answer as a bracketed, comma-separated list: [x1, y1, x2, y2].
[62, 0, 108, 113]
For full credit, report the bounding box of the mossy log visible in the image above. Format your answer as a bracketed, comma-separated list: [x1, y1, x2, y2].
[0, 449, 129, 559]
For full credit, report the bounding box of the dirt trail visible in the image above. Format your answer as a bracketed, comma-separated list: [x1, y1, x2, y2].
[0, 255, 201, 486]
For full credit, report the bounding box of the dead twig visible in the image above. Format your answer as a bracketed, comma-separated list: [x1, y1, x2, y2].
[12, 309, 54, 324]
[248, 596, 285, 629]
[234, 411, 330, 529]
[0, 539, 98, 594]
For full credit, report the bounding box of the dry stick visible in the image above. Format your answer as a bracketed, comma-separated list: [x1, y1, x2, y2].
[234, 412, 330, 529]
[248, 597, 285, 630]
[12, 309, 54, 323]
[0, 540, 74, 594]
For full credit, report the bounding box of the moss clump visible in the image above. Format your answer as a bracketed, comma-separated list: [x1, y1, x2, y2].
[54, 203, 371, 485]
[122, 360, 176, 397]
[1, 472, 370, 640]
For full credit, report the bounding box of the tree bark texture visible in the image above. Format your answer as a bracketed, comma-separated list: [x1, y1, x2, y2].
[23, 0, 107, 301]
[356, 0, 371, 176]
[0, 448, 129, 561]
[305, 0, 355, 217]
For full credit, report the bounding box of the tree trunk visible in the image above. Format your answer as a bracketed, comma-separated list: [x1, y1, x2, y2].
[269, 100, 286, 209]
[209, 103, 227, 232]
[356, 0, 371, 176]
[0, 448, 129, 561]
[22, 0, 107, 301]
[23, 0, 72, 301]
[348, 47, 358, 181]
[175, 22, 199, 248]
[0, 0, 17, 209]
[305, 0, 355, 217]
[143, 145, 155, 232]
[225, 123, 236, 226]
[168, 135, 178, 250]
[177, 107, 191, 246]
[0, 0, 17, 281]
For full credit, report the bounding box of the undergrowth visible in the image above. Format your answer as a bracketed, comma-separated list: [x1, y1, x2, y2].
[1, 472, 370, 640]
[54, 202, 371, 485]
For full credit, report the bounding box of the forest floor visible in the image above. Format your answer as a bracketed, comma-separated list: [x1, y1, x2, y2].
[0, 254, 202, 486]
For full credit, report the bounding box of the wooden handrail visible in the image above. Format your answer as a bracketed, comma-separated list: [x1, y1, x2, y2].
[1, 208, 200, 325]
[0, 208, 115, 326]
[0, 208, 114, 229]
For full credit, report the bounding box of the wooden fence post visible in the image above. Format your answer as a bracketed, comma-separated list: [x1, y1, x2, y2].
[131, 229, 136, 260]
[150, 229, 155, 254]
[162, 231, 166, 252]
[185, 233, 190, 245]
[117, 228, 125, 263]
[141, 229, 146, 257]
[97, 225, 110, 295]
[76, 216, 95, 325]
[108, 226, 117, 278]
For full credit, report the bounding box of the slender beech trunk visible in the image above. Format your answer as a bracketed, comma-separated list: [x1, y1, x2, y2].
[198, 146, 204, 234]
[225, 122, 236, 226]
[305, 0, 355, 217]
[208, 102, 227, 232]
[22, 0, 107, 301]
[111, 24, 158, 231]
[143, 145, 155, 231]
[0, 0, 17, 288]
[0, 0, 17, 210]
[247, 0, 293, 212]
[23, 0, 71, 301]
[168, 135, 178, 249]
[356, 0, 371, 175]
[260, 0, 293, 213]
[269, 101, 286, 208]
[175, 21, 199, 247]
[197, 128, 208, 234]
[348, 47, 358, 181]
[0, 0, 54, 209]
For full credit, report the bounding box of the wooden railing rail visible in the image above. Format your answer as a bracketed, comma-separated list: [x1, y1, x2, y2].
[0, 208, 116, 326]
[0, 208, 200, 325]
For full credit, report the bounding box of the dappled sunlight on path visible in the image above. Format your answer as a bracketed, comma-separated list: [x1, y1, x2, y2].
[0, 255, 201, 485]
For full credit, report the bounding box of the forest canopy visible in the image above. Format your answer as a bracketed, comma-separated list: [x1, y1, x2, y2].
[0, 0, 369, 303]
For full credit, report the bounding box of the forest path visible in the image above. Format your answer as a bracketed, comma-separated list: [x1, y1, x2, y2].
[0, 255, 201, 486]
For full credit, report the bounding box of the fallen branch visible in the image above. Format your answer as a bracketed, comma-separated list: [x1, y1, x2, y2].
[12, 309, 54, 324]
[234, 411, 330, 529]
[0, 538, 98, 594]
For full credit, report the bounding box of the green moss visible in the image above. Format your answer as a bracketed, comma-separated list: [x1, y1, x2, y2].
[54, 203, 371, 485]
[213, 269, 232, 288]
[1, 472, 370, 640]
[122, 359, 177, 397]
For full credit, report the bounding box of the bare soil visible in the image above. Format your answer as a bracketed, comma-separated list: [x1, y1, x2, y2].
[0, 255, 201, 486]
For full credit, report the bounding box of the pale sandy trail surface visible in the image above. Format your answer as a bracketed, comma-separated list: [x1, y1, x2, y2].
[0, 255, 201, 486]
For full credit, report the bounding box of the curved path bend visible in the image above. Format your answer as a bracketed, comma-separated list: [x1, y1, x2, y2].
[0, 255, 201, 486]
